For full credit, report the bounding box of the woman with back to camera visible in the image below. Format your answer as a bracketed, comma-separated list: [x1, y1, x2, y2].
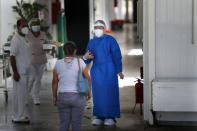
[52, 41, 91, 131]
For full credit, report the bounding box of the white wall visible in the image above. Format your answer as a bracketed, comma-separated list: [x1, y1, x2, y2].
[0, 0, 18, 48]
[60, 0, 64, 9]
[144, 0, 197, 124]
[137, 0, 143, 42]
[0, 0, 2, 85]
[156, 0, 197, 78]
[0, 0, 33, 47]
[0, 0, 1, 50]
[115, 0, 133, 20]
[35, 0, 51, 25]
[115, 0, 123, 19]
[143, 0, 155, 125]
[89, 0, 95, 38]
[95, 0, 115, 29]
[154, 0, 197, 123]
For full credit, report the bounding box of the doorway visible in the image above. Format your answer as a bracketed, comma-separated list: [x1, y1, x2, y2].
[92, 0, 144, 123]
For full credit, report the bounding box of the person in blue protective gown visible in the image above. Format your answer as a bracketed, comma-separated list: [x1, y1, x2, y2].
[83, 20, 124, 126]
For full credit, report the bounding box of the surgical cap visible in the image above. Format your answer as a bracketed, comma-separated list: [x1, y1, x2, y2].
[94, 20, 106, 28]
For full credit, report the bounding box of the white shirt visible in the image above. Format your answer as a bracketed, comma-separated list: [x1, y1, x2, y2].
[10, 33, 31, 75]
[54, 58, 86, 93]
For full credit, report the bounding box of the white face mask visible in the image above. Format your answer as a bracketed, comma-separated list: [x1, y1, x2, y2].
[94, 29, 104, 38]
[21, 27, 29, 35]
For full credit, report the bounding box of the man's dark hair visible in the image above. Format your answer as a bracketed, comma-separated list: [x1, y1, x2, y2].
[30, 18, 41, 27]
[63, 41, 77, 56]
[16, 19, 25, 29]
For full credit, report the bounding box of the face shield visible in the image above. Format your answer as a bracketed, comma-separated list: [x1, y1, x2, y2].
[93, 20, 106, 38]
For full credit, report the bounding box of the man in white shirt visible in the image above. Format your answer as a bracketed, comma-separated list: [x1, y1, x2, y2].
[10, 19, 31, 123]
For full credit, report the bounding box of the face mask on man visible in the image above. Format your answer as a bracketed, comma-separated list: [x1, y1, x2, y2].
[31, 25, 40, 33]
[21, 27, 29, 35]
[94, 29, 104, 38]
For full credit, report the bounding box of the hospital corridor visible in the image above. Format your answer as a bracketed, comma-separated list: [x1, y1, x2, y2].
[0, 0, 197, 131]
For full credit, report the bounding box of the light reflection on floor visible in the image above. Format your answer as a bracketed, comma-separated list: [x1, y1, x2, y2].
[113, 24, 143, 88]
[118, 77, 137, 88]
[127, 49, 143, 56]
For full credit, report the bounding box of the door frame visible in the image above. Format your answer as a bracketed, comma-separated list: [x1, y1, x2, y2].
[143, 0, 156, 125]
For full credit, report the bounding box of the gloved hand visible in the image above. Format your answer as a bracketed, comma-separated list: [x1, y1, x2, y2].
[118, 72, 124, 79]
[83, 51, 94, 60]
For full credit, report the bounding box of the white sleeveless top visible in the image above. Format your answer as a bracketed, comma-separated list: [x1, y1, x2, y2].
[54, 58, 86, 93]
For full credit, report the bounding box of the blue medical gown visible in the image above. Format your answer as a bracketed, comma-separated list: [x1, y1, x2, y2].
[84, 34, 122, 118]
